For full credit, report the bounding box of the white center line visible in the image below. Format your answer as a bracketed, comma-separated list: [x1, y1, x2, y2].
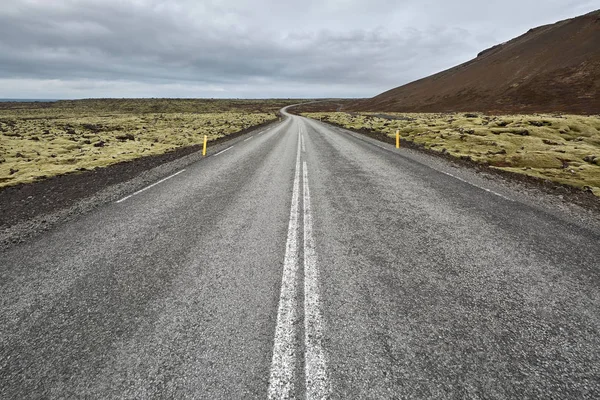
[116, 169, 186, 203]
[244, 136, 254, 142]
[301, 133, 306, 153]
[302, 161, 331, 400]
[268, 135, 302, 400]
[213, 146, 233, 156]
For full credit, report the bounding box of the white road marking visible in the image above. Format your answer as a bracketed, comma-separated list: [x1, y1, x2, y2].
[440, 170, 514, 201]
[244, 136, 254, 142]
[302, 161, 331, 399]
[116, 170, 186, 203]
[301, 133, 306, 153]
[213, 146, 233, 156]
[268, 136, 302, 399]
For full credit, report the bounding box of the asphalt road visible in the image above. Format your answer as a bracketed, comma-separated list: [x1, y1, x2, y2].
[1, 108, 600, 399]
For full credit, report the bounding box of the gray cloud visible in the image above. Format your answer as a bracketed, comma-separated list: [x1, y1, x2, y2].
[0, 0, 597, 98]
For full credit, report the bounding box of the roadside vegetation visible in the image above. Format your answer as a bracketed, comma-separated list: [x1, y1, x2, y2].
[0, 99, 299, 187]
[304, 112, 600, 196]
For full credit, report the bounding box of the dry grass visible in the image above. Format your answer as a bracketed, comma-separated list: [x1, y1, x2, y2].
[304, 111, 600, 196]
[0, 99, 299, 187]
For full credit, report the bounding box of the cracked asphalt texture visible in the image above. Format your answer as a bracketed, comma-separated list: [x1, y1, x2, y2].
[1, 110, 599, 399]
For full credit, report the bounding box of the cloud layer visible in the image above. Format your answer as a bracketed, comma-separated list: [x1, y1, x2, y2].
[0, 0, 597, 98]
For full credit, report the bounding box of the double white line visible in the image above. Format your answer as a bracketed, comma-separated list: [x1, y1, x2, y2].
[268, 132, 331, 399]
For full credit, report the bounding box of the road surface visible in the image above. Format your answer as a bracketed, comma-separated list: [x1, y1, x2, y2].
[1, 108, 600, 399]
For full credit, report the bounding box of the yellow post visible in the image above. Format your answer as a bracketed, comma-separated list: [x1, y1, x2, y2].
[202, 135, 207, 156]
[396, 130, 400, 148]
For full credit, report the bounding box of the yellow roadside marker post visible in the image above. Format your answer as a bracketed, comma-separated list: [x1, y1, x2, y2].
[396, 130, 400, 148]
[202, 135, 207, 156]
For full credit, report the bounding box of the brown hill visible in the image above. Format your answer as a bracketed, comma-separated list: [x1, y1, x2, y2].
[351, 10, 600, 114]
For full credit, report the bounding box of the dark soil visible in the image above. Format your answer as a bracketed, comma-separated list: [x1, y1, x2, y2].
[0, 118, 279, 229]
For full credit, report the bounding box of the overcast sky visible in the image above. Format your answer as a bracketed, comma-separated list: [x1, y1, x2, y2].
[0, 0, 597, 99]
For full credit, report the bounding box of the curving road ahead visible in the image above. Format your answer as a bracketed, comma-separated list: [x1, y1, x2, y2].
[1, 108, 600, 399]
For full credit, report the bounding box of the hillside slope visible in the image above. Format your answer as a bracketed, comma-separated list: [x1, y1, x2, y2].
[352, 10, 600, 114]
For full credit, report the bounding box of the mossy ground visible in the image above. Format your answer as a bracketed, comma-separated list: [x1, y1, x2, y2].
[304, 112, 600, 197]
[0, 99, 299, 187]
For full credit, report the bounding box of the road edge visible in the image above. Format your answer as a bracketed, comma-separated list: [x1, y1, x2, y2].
[0, 116, 288, 252]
